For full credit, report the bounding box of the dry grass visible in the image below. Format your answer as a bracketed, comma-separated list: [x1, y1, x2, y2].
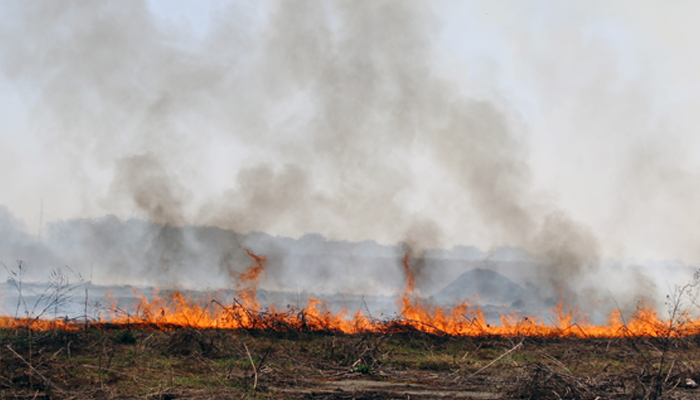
[1, 327, 700, 399]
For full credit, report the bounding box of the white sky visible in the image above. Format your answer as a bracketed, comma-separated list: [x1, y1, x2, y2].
[3, 1, 700, 263]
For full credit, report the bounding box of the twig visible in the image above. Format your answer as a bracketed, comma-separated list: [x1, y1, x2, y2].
[669, 377, 682, 393]
[665, 358, 677, 383]
[243, 342, 258, 390]
[470, 339, 523, 377]
[82, 364, 142, 383]
[6, 345, 62, 392]
[361, 296, 374, 320]
[542, 353, 573, 376]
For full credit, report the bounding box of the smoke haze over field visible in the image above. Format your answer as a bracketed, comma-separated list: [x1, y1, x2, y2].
[1, 1, 700, 311]
[0, 207, 684, 322]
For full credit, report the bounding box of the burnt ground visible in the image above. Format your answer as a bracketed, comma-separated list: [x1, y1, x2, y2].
[2, 327, 700, 399]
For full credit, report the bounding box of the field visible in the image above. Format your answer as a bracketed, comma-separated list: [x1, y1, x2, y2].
[3, 260, 700, 399]
[2, 326, 700, 400]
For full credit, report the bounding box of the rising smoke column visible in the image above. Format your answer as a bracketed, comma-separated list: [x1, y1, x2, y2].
[0, 0, 652, 309]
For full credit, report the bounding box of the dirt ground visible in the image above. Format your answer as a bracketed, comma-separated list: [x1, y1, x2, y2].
[2, 327, 700, 399]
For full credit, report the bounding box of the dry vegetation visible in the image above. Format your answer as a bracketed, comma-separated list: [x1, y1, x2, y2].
[3, 263, 700, 398]
[2, 326, 700, 399]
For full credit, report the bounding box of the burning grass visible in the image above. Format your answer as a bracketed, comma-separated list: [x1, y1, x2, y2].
[1, 297, 696, 339]
[4, 252, 700, 339]
[3, 253, 700, 398]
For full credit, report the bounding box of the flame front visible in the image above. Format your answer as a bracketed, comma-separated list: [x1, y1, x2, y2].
[2, 251, 698, 338]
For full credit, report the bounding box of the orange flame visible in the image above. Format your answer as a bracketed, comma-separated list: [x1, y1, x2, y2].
[3, 252, 700, 338]
[237, 250, 266, 309]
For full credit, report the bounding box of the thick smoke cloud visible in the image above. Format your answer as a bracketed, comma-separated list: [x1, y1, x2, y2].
[4, 0, 696, 311]
[112, 153, 190, 226]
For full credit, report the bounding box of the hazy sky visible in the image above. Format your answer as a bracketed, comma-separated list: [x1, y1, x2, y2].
[2, 0, 700, 263]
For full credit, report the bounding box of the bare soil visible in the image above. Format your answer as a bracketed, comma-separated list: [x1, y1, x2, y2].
[2, 327, 700, 399]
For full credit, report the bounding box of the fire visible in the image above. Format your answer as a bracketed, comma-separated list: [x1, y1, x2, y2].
[3, 251, 700, 338]
[237, 250, 266, 309]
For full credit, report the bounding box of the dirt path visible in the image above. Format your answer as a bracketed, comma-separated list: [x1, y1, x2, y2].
[271, 379, 502, 399]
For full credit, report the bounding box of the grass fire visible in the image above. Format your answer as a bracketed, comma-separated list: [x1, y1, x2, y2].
[4, 252, 699, 339]
[4, 0, 700, 399]
[2, 251, 700, 399]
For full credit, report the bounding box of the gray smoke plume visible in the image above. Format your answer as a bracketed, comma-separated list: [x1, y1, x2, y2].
[0, 0, 665, 311]
[111, 153, 190, 226]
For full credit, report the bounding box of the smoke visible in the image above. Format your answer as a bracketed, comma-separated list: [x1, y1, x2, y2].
[0, 206, 60, 280]
[111, 153, 190, 226]
[4, 0, 698, 310]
